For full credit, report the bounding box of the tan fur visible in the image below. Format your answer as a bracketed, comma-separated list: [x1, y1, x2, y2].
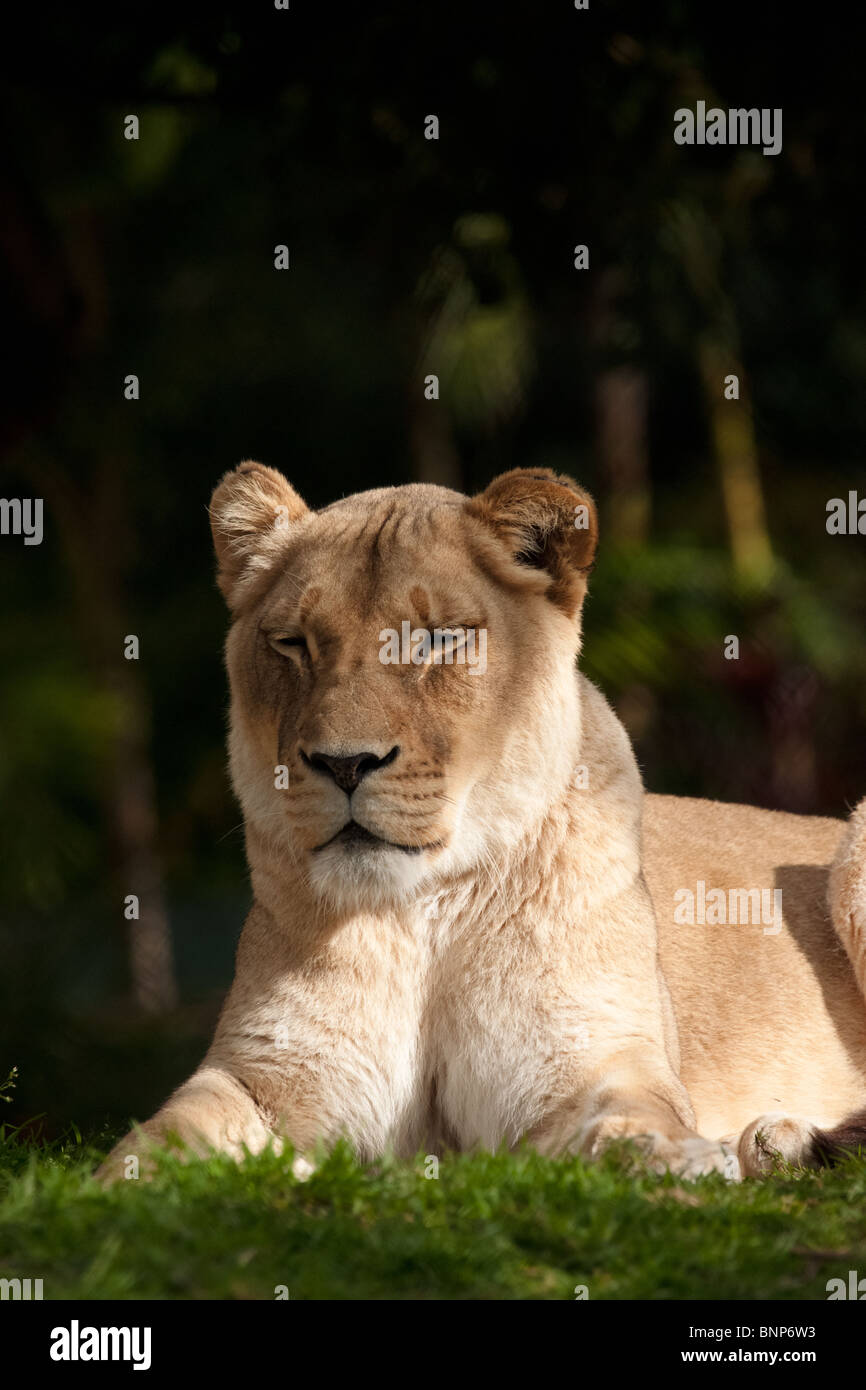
[98, 465, 866, 1184]
[644, 795, 866, 1174]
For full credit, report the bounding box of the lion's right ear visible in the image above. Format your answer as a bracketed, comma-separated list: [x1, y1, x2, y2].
[209, 461, 309, 608]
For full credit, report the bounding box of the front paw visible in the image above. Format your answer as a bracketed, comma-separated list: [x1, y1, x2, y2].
[659, 1135, 741, 1181]
[581, 1117, 740, 1180]
[94, 1125, 184, 1185]
[94, 1147, 154, 1186]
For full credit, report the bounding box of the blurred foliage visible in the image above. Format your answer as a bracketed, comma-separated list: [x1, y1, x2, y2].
[0, 1, 864, 1133]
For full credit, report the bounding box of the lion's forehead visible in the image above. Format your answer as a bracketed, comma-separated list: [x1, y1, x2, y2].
[308, 490, 465, 556]
[263, 496, 490, 625]
[317, 483, 467, 517]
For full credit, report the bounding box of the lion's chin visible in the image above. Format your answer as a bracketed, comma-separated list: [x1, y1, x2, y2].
[307, 840, 434, 914]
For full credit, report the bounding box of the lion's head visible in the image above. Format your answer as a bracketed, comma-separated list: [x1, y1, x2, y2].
[209, 463, 597, 913]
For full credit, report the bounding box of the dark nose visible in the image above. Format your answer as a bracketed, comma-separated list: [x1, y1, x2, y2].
[301, 746, 399, 794]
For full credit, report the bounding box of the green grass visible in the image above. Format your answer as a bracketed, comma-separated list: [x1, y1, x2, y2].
[2, 1127, 866, 1300]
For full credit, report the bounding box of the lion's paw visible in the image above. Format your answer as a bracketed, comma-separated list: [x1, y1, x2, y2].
[737, 1113, 814, 1176]
[659, 1135, 741, 1181]
[580, 1116, 740, 1180]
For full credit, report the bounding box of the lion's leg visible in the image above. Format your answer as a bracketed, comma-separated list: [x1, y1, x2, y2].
[829, 796, 866, 998]
[95, 1065, 304, 1184]
[722, 800, 866, 1179]
[528, 1054, 740, 1179]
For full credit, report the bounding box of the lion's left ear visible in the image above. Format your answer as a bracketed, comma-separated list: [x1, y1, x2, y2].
[466, 468, 598, 616]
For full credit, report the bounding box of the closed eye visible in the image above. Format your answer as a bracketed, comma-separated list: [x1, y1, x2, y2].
[429, 625, 483, 663]
[435, 628, 468, 656]
[268, 633, 308, 657]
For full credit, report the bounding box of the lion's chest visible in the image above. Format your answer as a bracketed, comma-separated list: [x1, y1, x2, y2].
[420, 931, 570, 1152]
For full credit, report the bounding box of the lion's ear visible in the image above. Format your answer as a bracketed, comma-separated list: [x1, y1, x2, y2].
[209, 461, 309, 607]
[466, 468, 598, 615]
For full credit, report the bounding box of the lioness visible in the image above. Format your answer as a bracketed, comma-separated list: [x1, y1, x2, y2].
[99, 464, 866, 1182]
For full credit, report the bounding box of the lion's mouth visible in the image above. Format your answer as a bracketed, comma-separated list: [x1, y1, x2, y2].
[313, 820, 437, 855]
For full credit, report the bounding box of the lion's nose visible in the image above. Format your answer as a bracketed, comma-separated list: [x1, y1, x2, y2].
[301, 746, 399, 794]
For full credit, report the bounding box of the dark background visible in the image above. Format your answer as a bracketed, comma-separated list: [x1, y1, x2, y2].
[1, 1, 864, 1139]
